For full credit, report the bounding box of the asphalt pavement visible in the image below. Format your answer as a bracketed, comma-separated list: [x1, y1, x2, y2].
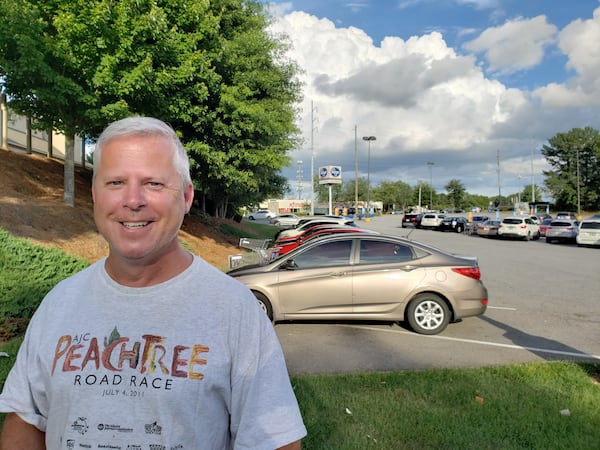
[274, 215, 600, 375]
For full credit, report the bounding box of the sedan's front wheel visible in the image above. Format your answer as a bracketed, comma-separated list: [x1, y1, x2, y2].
[406, 293, 450, 335]
[253, 292, 274, 321]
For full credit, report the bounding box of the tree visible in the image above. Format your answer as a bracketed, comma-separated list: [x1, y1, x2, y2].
[445, 179, 466, 209]
[371, 180, 412, 211]
[0, 0, 301, 215]
[542, 127, 600, 211]
[520, 184, 543, 204]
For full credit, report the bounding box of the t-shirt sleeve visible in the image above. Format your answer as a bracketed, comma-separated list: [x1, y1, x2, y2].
[228, 288, 306, 449]
[0, 308, 49, 431]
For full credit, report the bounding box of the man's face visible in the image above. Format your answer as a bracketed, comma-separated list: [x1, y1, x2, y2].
[92, 134, 193, 266]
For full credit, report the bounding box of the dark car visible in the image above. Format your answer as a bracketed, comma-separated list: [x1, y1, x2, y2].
[439, 216, 469, 233]
[401, 213, 422, 228]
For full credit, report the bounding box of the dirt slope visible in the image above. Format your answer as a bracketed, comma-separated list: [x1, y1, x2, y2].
[0, 149, 242, 269]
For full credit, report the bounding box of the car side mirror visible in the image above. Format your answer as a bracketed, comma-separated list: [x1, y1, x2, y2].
[280, 259, 297, 270]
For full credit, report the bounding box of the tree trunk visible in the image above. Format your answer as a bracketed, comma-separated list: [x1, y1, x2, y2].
[64, 134, 75, 206]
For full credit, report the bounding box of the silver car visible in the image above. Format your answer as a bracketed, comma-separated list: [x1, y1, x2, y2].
[228, 233, 488, 335]
[546, 219, 579, 244]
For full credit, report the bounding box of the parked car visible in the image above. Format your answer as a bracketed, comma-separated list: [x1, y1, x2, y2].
[439, 216, 469, 233]
[274, 217, 356, 240]
[576, 219, 600, 247]
[497, 216, 540, 240]
[555, 211, 578, 220]
[537, 213, 553, 222]
[270, 213, 300, 228]
[539, 218, 553, 237]
[476, 219, 501, 238]
[546, 219, 579, 244]
[390, 209, 403, 215]
[272, 225, 372, 256]
[469, 215, 490, 234]
[401, 213, 422, 228]
[420, 213, 446, 230]
[247, 209, 276, 220]
[228, 233, 488, 335]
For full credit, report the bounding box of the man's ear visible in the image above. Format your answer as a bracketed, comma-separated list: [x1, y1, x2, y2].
[184, 183, 194, 213]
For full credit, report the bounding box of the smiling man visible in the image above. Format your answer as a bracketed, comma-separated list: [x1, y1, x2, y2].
[0, 117, 306, 450]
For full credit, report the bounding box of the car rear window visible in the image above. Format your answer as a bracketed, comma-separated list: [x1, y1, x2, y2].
[502, 218, 523, 224]
[550, 221, 572, 227]
[580, 221, 600, 230]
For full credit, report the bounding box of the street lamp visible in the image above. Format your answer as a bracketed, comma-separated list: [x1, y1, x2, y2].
[576, 147, 581, 217]
[362, 136, 376, 216]
[427, 161, 434, 210]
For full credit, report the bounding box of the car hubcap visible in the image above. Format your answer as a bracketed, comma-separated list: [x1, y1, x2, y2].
[415, 301, 444, 330]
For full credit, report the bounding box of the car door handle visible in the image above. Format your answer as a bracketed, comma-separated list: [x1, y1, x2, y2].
[331, 271, 348, 277]
[400, 265, 419, 272]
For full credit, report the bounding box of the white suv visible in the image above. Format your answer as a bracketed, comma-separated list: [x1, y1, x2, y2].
[498, 216, 540, 241]
[247, 209, 277, 220]
[420, 213, 446, 230]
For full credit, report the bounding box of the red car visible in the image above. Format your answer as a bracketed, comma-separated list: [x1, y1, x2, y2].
[272, 225, 371, 257]
[539, 218, 553, 237]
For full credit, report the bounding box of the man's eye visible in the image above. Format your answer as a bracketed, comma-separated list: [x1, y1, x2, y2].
[147, 182, 163, 188]
[108, 181, 122, 186]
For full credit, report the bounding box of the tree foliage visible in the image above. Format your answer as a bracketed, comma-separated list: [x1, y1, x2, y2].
[0, 0, 301, 216]
[542, 127, 600, 211]
[445, 178, 466, 208]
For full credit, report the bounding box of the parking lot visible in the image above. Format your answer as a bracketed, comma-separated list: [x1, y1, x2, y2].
[274, 215, 600, 375]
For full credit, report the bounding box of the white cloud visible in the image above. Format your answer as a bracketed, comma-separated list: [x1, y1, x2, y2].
[463, 15, 557, 74]
[268, 9, 597, 198]
[534, 6, 600, 107]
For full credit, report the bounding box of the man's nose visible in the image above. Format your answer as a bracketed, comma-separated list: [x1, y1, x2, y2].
[123, 184, 147, 209]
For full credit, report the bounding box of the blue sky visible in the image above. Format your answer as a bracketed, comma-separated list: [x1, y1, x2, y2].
[263, 0, 600, 201]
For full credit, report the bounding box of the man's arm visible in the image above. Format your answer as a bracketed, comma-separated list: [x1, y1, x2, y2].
[277, 440, 301, 450]
[0, 413, 45, 450]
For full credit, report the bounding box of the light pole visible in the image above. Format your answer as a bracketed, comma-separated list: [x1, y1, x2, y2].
[576, 146, 581, 217]
[530, 148, 535, 205]
[362, 136, 376, 216]
[427, 161, 434, 210]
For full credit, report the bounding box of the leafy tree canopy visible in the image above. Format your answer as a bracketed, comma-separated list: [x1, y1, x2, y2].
[0, 0, 302, 216]
[542, 127, 600, 211]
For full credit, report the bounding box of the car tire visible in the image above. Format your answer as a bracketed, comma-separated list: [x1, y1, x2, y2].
[456, 225, 463, 233]
[524, 232, 531, 241]
[253, 292, 274, 321]
[406, 293, 450, 335]
[248, 216, 255, 220]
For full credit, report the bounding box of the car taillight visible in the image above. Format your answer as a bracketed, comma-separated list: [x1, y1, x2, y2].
[452, 267, 481, 280]
[520, 224, 527, 229]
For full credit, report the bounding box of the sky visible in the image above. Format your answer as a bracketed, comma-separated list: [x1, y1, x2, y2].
[263, 0, 600, 202]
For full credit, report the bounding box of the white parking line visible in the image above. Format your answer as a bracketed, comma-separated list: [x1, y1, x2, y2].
[487, 305, 517, 311]
[344, 325, 600, 361]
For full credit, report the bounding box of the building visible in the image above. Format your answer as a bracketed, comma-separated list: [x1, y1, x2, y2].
[0, 94, 86, 165]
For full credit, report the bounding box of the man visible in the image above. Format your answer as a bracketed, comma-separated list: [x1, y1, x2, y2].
[0, 117, 306, 449]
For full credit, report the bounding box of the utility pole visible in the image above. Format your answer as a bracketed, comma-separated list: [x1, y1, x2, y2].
[310, 101, 318, 215]
[354, 125, 358, 214]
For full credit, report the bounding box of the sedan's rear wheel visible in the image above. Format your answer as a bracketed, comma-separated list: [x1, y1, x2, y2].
[253, 292, 274, 321]
[406, 293, 450, 335]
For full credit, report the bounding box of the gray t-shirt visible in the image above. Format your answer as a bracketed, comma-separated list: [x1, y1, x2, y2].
[0, 256, 306, 449]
